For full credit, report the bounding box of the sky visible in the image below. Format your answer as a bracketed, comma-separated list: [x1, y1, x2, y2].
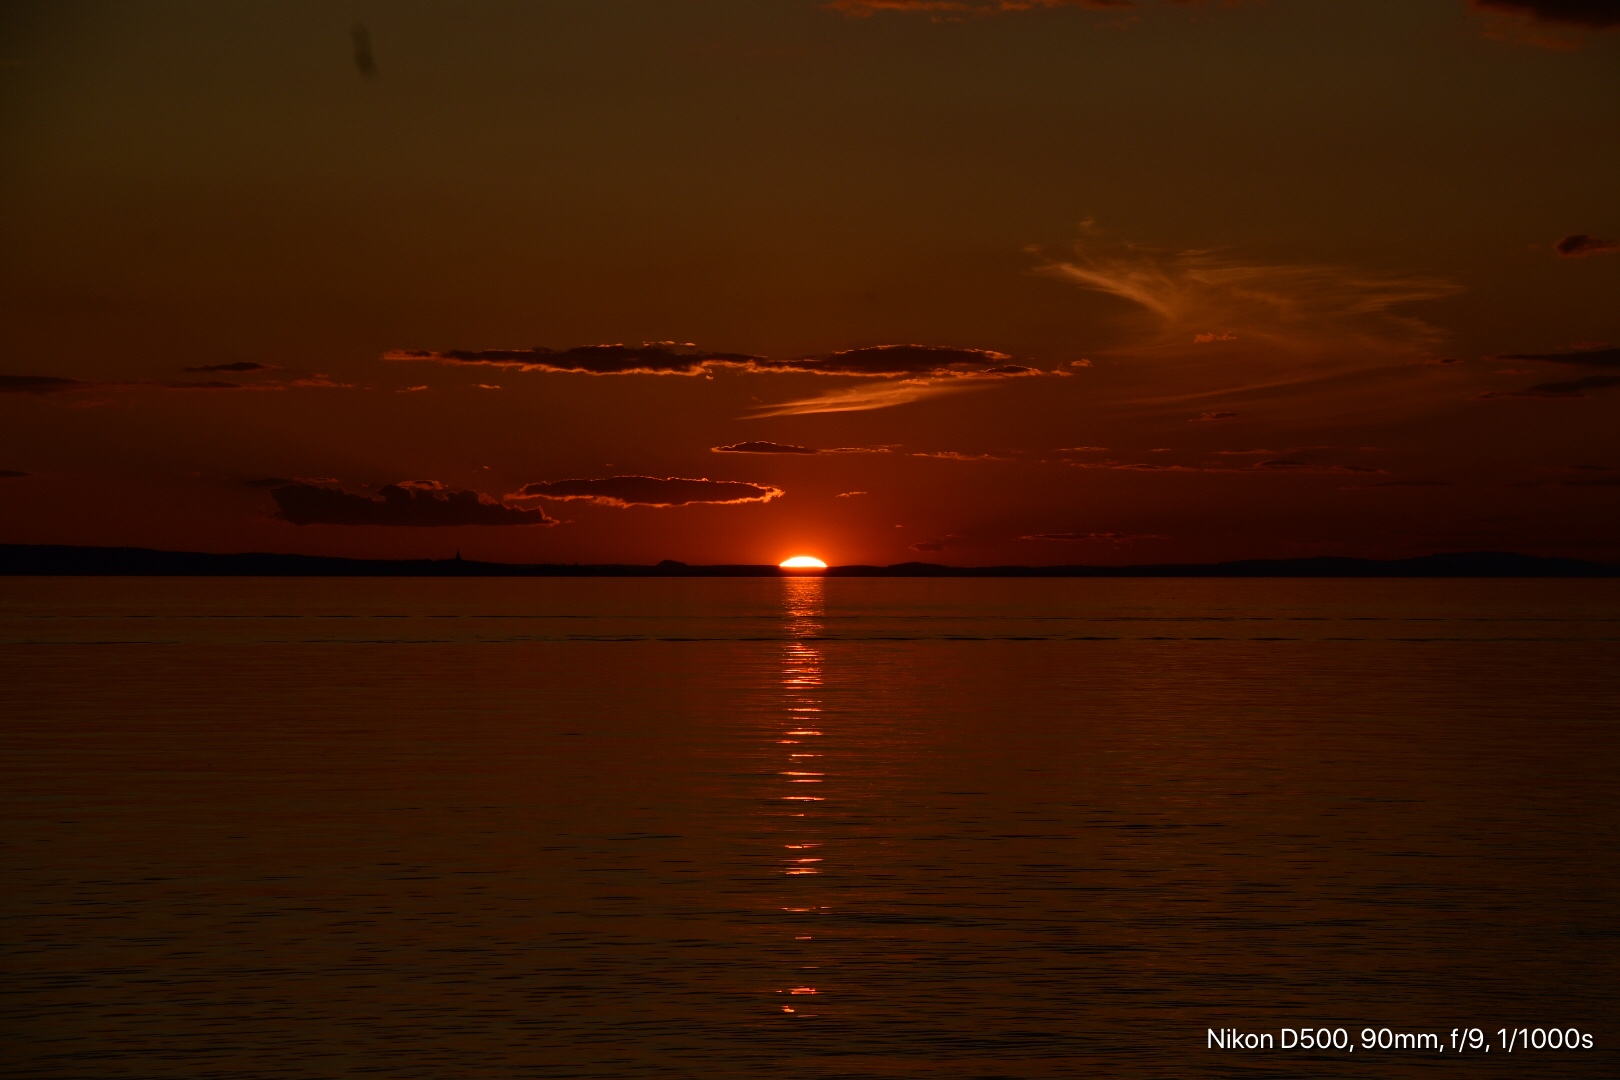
[1, 0, 1617, 566]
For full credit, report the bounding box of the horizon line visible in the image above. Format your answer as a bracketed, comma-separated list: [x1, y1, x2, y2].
[1, 543, 1615, 578]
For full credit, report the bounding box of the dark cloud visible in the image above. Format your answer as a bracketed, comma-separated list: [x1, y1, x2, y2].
[1565, 476, 1620, 486]
[245, 476, 341, 489]
[1, 375, 92, 395]
[352, 24, 378, 79]
[182, 361, 275, 373]
[912, 449, 1016, 461]
[1473, 1, 1620, 28]
[1555, 234, 1619, 257]
[909, 533, 963, 553]
[712, 441, 820, 454]
[271, 482, 555, 527]
[1366, 480, 1452, 487]
[385, 343, 763, 376]
[1020, 531, 1168, 541]
[1066, 455, 1383, 475]
[1254, 459, 1381, 474]
[1189, 411, 1237, 422]
[1501, 346, 1620, 368]
[0, 470, 29, 479]
[4, 372, 282, 395]
[830, 0, 1151, 16]
[1484, 374, 1620, 398]
[1484, 348, 1620, 395]
[515, 476, 783, 507]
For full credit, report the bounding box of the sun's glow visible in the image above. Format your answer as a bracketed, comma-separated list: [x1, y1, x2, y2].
[779, 556, 827, 569]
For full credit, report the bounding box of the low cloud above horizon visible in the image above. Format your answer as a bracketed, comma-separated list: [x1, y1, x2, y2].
[270, 481, 556, 527]
[384, 343, 762, 376]
[385, 343, 1030, 379]
[514, 476, 784, 508]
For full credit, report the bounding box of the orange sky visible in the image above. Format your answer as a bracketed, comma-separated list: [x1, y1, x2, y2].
[2, 0, 1617, 565]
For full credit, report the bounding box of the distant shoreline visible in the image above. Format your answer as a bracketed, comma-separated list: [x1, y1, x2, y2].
[1, 544, 1615, 578]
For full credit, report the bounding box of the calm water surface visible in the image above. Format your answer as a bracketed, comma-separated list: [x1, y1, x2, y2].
[2, 577, 1617, 1077]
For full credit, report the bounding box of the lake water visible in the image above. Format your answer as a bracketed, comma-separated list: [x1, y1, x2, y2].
[2, 576, 1616, 1077]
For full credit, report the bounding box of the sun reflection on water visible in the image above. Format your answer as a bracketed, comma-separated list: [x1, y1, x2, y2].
[775, 576, 827, 1013]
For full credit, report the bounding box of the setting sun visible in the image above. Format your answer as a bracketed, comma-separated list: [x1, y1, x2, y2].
[778, 556, 828, 570]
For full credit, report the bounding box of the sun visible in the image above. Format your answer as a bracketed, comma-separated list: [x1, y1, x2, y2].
[778, 555, 827, 570]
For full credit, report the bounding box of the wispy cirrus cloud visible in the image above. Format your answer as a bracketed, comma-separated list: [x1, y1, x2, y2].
[780, 345, 1031, 378]
[1037, 239, 1461, 413]
[514, 476, 783, 507]
[271, 480, 555, 527]
[746, 378, 980, 417]
[746, 347, 1040, 415]
[1041, 244, 1457, 357]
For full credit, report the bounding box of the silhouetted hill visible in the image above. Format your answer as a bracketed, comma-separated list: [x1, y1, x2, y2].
[1, 545, 1614, 577]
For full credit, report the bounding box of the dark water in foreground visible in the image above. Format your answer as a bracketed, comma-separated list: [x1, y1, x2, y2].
[2, 577, 1616, 1078]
